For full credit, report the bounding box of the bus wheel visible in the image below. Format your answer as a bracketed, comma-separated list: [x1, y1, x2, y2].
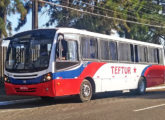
[79, 79, 92, 102]
[136, 78, 146, 95]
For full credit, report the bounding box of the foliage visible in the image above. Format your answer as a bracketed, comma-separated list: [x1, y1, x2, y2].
[43, 0, 165, 44]
[0, 0, 28, 38]
[1, 0, 165, 44]
[105, 0, 165, 43]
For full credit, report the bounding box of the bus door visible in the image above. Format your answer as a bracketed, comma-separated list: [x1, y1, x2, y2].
[54, 34, 80, 95]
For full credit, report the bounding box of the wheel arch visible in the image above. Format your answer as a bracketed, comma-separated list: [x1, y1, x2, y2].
[140, 76, 147, 87]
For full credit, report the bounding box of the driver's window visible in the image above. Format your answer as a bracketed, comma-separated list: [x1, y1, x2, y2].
[55, 39, 79, 70]
[56, 39, 78, 61]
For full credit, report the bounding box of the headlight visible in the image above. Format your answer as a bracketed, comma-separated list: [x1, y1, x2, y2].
[4, 75, 10, 83]
[42, 73, 52, 82]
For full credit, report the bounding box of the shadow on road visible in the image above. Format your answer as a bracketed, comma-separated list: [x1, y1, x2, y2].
[0, 95, 81, 110]
[0, 90, 165, 110]
[95, 90, 165, 99]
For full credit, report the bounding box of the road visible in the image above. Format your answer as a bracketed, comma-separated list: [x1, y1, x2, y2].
[0, 89, 165, 120]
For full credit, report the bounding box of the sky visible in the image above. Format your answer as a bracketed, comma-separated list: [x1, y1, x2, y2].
[2, 10, 51, 47]
[7, 9, 51, 35]
[7, 6, 119, 37]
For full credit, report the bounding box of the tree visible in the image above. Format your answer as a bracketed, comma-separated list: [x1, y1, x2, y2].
[0, 0, 28, 39]
[105, 0, 165, 43]
[42, 0, 165, 44]
[43, 0, 114, 34]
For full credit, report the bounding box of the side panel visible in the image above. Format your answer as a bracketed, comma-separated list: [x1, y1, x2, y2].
[143, 65, 164, 87]
[5, 62, 165, 97]
[93, 63, 147, 92]
[54, 79, 82, 96]
[53, 62, 105, 96]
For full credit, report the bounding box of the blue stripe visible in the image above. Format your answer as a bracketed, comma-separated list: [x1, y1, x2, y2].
[53, 62, 90, 79]
[141, 65, 152, 76]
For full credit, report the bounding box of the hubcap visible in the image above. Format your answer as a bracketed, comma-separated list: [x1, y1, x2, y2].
[82, 84, 91, 97]
[139, 81, 145, 92]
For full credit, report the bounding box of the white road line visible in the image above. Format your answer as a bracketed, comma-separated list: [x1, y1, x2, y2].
[134, 103, 165, 112]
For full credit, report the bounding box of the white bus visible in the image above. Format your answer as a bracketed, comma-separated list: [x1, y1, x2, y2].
[4, 28, 165, 102]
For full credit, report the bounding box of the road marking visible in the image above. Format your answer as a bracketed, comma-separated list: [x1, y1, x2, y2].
[134, 103, 165, 112]
[0, 98, 39, 106]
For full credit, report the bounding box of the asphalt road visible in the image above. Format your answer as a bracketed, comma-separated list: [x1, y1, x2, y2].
[0, 90, 165, 120]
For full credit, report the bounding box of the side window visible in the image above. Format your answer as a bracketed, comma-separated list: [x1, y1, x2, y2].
[65, 41, 78, 61]
[100, 40, 109, 60]
[158, 49, 163, 64]
[148, 47, 159, 64]
[61, 39, 68, 60]
[56, 39, 78, 61]
[154, 48, 159, 63]
[135, 45, 139, 62]
[118, 43, 131, 62]
[109, 41, 118, 60]
[138, 46, 148, 63]
[130, 44, 134, 62]
[81, 37, 98, 59]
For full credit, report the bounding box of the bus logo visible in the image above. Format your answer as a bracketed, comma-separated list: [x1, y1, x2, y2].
[23, 80, 27, 84]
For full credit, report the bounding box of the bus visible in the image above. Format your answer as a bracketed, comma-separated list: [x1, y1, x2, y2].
[4, 28, 165, 102]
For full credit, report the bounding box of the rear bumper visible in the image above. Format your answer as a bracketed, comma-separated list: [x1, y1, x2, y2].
[5, 80, 56, 97]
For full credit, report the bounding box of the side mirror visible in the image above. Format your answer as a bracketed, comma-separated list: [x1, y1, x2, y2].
[58, 34, 64, 41]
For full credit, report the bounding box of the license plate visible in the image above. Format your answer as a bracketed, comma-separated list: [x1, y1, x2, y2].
[20, 86, 28, 90]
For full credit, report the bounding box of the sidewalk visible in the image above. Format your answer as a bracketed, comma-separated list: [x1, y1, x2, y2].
[0, 86, 35, 101]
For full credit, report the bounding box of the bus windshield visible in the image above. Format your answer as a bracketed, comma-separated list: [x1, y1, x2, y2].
[5, 30, 56, 73]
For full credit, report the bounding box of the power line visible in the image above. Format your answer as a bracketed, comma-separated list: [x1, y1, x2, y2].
[38, 0, 165, 29]
[61, 0, 143, 21]
[71, 0, 165, 24]
[61, 0, 164, 26]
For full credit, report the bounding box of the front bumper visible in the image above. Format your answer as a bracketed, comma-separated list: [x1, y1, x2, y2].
[5, 80, 56, 97]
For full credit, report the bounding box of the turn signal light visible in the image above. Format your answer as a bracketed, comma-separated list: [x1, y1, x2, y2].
[4, 75, 10, 83]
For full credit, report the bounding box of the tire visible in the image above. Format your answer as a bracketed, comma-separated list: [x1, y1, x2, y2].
[136, 78, 146, 95]
[79, 79, 93, 102]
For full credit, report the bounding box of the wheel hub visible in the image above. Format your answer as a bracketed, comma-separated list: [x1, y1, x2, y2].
[139, 81, 145, 92]
[83, 84, 91, 97]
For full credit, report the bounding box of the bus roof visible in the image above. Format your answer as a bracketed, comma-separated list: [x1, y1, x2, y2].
[57, 27, 163, 48]
[4, 27, 163, 48]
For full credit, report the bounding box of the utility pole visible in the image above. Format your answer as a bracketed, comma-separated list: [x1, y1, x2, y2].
[32, 0, 38, 29]
[161, 0, 165, 15]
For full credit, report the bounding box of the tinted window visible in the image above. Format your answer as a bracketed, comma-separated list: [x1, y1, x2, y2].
[118, 43, 131, 62]
[148, 47, 159, 63]
[56, 39, 78, 61]
[135, 45, 139, 62]
[5, 30, 55, 73]
[138, 46, 148, 62]
[109, 41, 118, 60]
[100, 40, 109, 60]
[130, 44, 134, 62]
[158, 49, 163, 64]
[82, 37, 98, 59]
